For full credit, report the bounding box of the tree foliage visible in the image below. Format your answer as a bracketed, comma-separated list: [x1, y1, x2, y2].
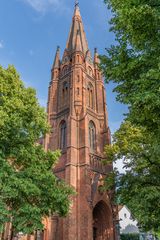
[100, 0, 160, 233]
[101, 0, 160, 132]
[104, 122, 160, 232]
[0, 65, 73, 235]
[120, 233, 139, 240]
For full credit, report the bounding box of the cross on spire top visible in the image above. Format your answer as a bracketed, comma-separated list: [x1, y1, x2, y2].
[75, 0, 79, 7]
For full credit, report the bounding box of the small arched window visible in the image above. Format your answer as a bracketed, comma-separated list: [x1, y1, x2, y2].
[89, 121, 96, 152]
[77, 75, 80, 82]
[63, 81, 68, 90]
[60, 121, 67, 150]
[77, 55, 80, 63]
[87, 82, 94, 109]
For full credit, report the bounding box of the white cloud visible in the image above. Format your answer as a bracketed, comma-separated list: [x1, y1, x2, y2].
[0, 40, 4, 49]
[21, 0, 68, 13]
[114, 159, 126, 174]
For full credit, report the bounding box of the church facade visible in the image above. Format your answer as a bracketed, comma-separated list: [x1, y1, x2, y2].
[44, 2, 118, 240]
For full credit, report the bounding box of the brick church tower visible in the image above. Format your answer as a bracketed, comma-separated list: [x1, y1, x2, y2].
[44, 2, 118, 240]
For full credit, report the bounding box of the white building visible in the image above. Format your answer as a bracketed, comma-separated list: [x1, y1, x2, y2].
[119, 205, 139, 234]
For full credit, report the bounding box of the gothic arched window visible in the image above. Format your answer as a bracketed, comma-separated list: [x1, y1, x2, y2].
[88, 66, 93, 76]
[87, 82, 94, 109]
[89, 121, 96, 152]
[62, 66, 68, 76]
[60, 120, 67, 150]
[62, 81, 69, 104]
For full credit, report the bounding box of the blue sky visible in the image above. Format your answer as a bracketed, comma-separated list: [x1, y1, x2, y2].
[0, 0, 128, 134]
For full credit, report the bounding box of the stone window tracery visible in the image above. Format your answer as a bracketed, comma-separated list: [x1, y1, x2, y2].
[62, 66, 68, 76]
[62, 81, 69, 104]
[87, 82, 94, 109]
[60, 120, 67, 150]
[89, 121, 96, 152]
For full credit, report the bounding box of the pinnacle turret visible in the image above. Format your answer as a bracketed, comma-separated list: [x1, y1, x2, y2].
[94, 48, 100, 64]
[52, 46, 60, 69]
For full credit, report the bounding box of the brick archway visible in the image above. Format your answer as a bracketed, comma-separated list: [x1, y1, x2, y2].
[93, 201, 112, 240]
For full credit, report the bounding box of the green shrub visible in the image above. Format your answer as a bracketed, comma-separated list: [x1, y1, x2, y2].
[120, 233, 139, 240]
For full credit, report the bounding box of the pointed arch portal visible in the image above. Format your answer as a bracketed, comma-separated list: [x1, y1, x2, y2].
[93, 201, 113, 240]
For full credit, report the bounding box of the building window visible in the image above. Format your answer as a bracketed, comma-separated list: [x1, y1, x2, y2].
[63, 81, 69, 90]
[89, 89, 93, 108]
[77, 55, 80, 63]
[88, 66, 93, 76]
[62, 81, 69, 104]
[60, 121, 67, 150]
[87, 82, 94, 109]
[89, 121, 96, 152]
[62, 66, 68, 75]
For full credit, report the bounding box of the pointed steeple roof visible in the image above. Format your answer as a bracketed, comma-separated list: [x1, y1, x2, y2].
[52, 46, 60, 69]
[75, 30, 83, 52]
[66, 2, 89, 54]
[94, 48, 100, 64]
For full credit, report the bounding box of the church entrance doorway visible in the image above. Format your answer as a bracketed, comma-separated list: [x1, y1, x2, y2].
[93, 201, 112, 240]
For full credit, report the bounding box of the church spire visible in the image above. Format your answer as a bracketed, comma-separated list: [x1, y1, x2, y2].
[52, 46, 60, 69]
[66, 1, 88, 54]
[74, 0, 81, 18]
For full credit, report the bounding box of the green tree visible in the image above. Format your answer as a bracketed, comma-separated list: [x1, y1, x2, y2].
[0, 65, 73, 235]
[104, 122, 160, 232]
[100, 0, 160, 233]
